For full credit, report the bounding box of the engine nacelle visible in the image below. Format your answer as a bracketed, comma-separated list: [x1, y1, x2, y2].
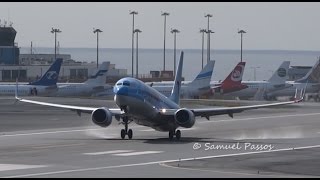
[91, 108, 113, 127]
[174, 108, 195, 128]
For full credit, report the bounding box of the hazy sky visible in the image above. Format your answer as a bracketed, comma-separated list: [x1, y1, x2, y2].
[1, 2, 320, 51]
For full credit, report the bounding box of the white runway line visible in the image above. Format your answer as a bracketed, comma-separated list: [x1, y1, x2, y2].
[0, 164, 47, 172]
[3, 144, 320, 178]
[113, 151, 164, 156]
[0, 128, 102, 138]
[83, 150, 133, 155]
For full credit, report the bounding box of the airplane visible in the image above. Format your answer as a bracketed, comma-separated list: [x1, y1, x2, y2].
[266, 59, 320, 99]
[52, 62, 110, 97]
[220, 61, 292, 100]
[15, 52, 303, 140]
[149, 60, 215, 99]
[0, 58, 62, 96]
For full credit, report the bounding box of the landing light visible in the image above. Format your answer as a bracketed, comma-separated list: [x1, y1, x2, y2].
[162, 109, 166, 113]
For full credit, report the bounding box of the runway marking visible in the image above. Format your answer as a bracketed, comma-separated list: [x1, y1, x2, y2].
[83, 150, 134, 155]
[0, 164, 47, 172]
[159, 161, 303, 178]
[139, 128, 196, 132]
[113, 151, 163, 156]
[33, 143, 85, 149]
[0, 128, 103, 138]
[3, 144, 320, 178]
[200, 112, 320, 124]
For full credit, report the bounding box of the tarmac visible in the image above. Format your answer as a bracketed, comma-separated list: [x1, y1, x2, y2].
[0, 96, 320, 177]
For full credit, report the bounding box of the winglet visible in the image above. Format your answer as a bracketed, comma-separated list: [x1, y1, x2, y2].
[15, 78, 20, 102]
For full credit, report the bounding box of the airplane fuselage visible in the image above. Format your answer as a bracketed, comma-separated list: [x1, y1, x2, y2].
[114, 77, 180, 132]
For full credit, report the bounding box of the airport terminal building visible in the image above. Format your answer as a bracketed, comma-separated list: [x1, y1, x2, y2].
[0, 23, 127, 83]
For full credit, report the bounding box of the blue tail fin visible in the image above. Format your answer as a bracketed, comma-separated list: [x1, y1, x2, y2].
[29, 58, 62, 86]
[188, 60, 215, 89]
[169, 51, 184, 104]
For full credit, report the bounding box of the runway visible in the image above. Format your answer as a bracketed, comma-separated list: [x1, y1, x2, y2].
[0, 96, 320, 177]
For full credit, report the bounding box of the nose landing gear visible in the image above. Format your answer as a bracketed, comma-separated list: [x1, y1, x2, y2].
[120, 116, 133, 139]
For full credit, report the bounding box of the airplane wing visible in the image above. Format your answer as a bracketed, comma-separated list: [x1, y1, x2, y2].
[160, 97, 303, 119]
[15, 97, 123, 115]
[191, 99, 302, 118]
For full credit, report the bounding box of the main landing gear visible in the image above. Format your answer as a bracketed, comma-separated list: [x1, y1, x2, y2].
[120, 117, 133, 140]
[169, 129, 181, 141]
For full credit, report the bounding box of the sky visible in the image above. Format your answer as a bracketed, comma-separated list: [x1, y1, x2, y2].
[0, 2, 320, 51]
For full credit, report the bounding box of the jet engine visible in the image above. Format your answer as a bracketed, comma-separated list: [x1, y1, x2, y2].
[174, 108, 195, 128]
[91, 108, 113, 127]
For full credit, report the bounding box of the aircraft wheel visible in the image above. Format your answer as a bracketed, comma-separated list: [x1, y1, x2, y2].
[175, 130, 181, 140]
[169, 131, 174, 141]
[128, 129, 133, 139]
[121, 129, 126, 139]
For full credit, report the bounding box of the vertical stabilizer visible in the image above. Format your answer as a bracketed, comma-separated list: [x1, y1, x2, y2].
[295, 59, 320, 84]
[187, 60, 215, 89]
[268, 61, 290, 84]
[28, 58, 62, 86]
[169, 51, 184, 104]
[219, 61, 247, 94]
[85, 62, 109, 84]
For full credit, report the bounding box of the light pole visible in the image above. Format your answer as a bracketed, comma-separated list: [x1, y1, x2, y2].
[93, 28, 102, 69]
[206, 29, 214, 62]
[250, 66, 260, 81]
[51, 28, 61, 61]
[204, 14, 212, 62]
[134, 29, 142, 79]
[130, 10, 138, 77]
[238, 30, 246, 62]
[161, 11, 170, 72]
[171, 28, 180, 77]
[200, 29, 206, 69]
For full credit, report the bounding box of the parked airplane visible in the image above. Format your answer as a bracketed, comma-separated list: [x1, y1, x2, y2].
[266, 59, 320, 98]
[15, 52, 303, 140]
[222, 61, 291, 100]
[53, 62, 110, 97]
[0, 58, 62, 96]
[149, 60, 215, 98]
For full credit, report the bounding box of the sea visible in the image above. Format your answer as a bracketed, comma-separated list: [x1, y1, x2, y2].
[19, 47, 320, 81]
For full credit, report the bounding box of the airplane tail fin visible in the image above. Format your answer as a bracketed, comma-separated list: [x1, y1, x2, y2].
[187, 60, 215, 89]
[268, 61, 290, 84]
[295, 58, 320, 83]
[169, 51, 184, 104]
[28, 58, 62, 86]
[85, 62, 109, 84]
[217, 61, 247, 94]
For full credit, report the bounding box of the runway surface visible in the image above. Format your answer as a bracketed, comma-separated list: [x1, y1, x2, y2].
[0, 96, 320, 177]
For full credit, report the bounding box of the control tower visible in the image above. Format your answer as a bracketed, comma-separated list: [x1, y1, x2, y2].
[0, 20, 20, 65]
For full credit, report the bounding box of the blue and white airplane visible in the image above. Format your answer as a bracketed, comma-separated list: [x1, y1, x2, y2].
[15, 52, 303, 140]
[0, 58, 62, 96]
[53, 62, 110, 97]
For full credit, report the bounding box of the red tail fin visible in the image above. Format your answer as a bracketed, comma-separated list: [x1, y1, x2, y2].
[220, 62, 247, 94]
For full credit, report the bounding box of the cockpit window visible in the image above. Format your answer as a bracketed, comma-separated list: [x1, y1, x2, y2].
[123, 81, 130, 86]
[116, 82, 122, 86]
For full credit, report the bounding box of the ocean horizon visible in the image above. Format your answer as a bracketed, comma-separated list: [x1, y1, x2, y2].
[19, 47, 320, 81]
